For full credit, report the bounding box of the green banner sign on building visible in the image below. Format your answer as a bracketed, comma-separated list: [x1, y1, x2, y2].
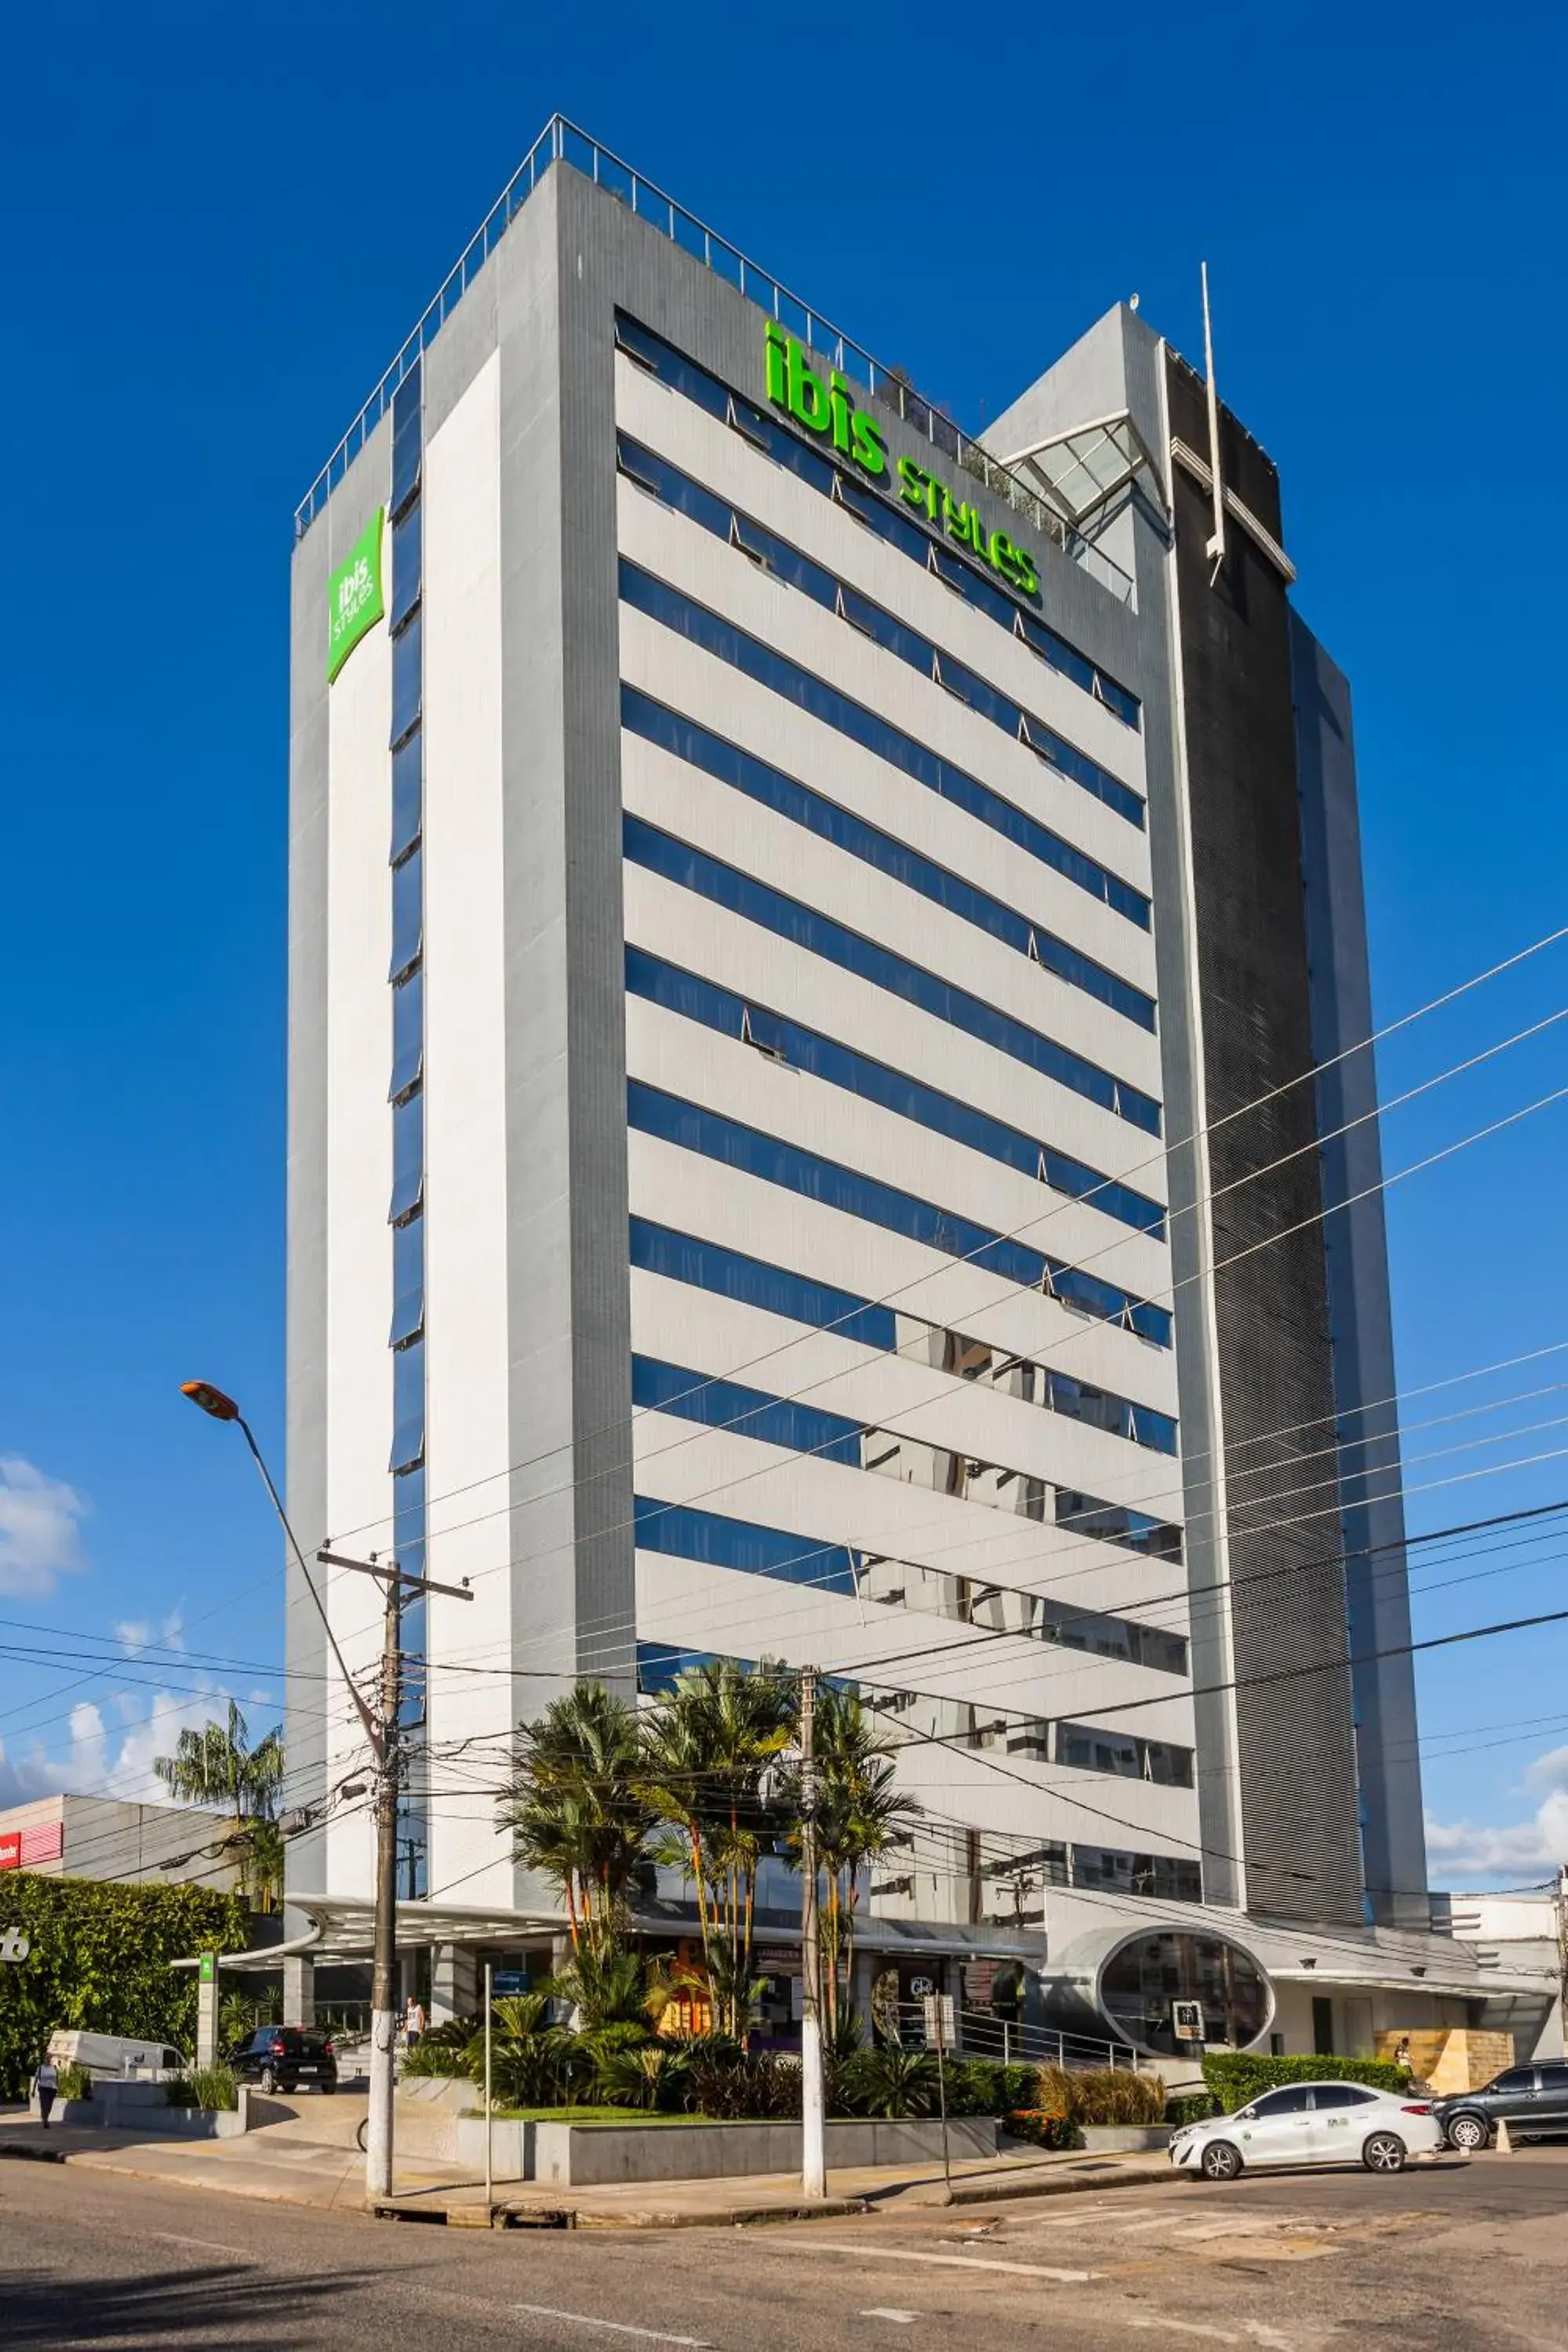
[327, 506, 386, 682]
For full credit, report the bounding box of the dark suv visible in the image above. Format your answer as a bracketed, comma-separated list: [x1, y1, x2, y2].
[1432, 2062, 1568, 2150]
[229, 2027, 338, 2095]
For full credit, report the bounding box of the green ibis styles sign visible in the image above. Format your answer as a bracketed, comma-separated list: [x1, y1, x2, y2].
[327, 506, 386, 682]
[764, 323, 1039, 596]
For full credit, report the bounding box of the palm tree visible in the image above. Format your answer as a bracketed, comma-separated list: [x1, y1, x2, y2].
[498, 1683, 655, 1955]
[781, 1688, 920, 2036]
[638, 1661, 795, 2040]
[154, 1700, 284, 1905]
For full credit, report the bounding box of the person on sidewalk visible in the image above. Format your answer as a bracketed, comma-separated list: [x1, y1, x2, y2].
[34, 2056, 59, 2128]
[405, 1996, 425, 2051]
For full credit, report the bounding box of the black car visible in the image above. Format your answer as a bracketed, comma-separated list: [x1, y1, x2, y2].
[1432, 2061, 1568, 2150]
[229, 2027, 338, 2095]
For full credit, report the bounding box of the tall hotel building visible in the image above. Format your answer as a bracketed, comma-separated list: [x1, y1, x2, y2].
[281, 122, 1554, 2059]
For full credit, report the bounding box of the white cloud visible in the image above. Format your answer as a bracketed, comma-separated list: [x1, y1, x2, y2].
[0, 1457, 89, 1598]
[1426, 1744, 1568, 1883]
[0, 1683, 234, 1812]
[115, 1621, 151, 1656]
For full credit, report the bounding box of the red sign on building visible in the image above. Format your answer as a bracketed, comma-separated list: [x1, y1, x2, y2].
[0, 1834, 21, 1873]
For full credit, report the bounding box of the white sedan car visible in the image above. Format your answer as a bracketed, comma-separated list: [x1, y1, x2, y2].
[1170, 2081, 1444, 2180]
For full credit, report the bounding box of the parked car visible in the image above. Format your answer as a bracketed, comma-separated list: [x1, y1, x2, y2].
[45, 2030, 187, 2082]
[1170, 2081, 1443, 2180]
[1431, 2062, 1568, 2150]
[228, 2026, 338, 2095]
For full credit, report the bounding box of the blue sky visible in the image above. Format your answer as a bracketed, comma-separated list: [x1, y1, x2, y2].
[1, 2, 1563, 1886]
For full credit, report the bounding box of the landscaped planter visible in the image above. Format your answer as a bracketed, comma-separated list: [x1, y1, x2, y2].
[1079, 2124, 1171, 2152]
[31, 2082, 251, 2139]
[506, 2116, 1001, 2187]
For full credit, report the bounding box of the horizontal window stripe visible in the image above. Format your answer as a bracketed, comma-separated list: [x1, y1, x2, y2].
[630, 1214, 895, 1350]
[630, 1217, 1178, 1454]
[619, 432, 1144, 827]
[633, 1494, 1188, 1671]
[626, 946, 1166, 1238]
[619, 560, 1151, 931]
[634, 1496, 858, 1593]
[613, 310, 1141, 730]
[631, 1352, 862, 1462]
[626, 1081, 1172, 1347]
[622, 688, 1155, 1033]
[633, 1350, 1181, 1560]
[624, 814, 1161, 1137]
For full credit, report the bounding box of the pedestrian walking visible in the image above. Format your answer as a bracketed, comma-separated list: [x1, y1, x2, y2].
[1394, 2036, 1412, 2070]
[34, 2056, 59, 2128]
[404, 1995, 425, 2050]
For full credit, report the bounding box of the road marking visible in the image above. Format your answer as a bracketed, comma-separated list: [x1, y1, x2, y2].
[861, 2313, 920, 2325]
[513, 2307, 711, 2347]
[791, 2243, 1098, 2282]
[147, 2232, 254, 2257]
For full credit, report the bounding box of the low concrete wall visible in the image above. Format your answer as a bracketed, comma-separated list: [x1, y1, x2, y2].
[1080, 2124, 1170, 2152]
[521, 2116, 999, 2187]
[32, 2082, 250, 2139]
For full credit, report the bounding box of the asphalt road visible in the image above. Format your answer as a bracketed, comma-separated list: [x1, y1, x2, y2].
[5, 2144, 1568, 2350]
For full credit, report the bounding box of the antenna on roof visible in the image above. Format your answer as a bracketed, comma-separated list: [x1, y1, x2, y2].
[1200, 262, 1227, 582]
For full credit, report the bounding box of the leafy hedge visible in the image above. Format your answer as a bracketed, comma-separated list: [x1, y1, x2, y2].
[1201, 2053, 1410, 2111]
[0, 1875, 250, 2099]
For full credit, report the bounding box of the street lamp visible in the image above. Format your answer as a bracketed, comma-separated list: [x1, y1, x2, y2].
[180, 1381, 378, 1748]
[183, 1378, 471, 2207]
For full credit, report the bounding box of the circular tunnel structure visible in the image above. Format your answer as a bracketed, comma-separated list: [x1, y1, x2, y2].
[1041, 1921, 1274, 2059]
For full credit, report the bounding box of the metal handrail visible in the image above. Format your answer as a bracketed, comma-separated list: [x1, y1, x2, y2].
[292, 117, 1134, 606]
[884, 1998, 1145, 2073]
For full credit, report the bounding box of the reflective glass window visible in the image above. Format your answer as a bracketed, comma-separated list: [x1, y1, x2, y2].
[622, 690, 1156, 1035]
[623, 815, 1160, 1135]
[391, 1334, 425, 1471]
[390, 1209, 425, 1347]
[626, 1081, 1172, 1347]
[619, 564, 1151, 929]
[390, 730, 423, 865]
[1055, 1486, 1182, 1563]
[630, 1216, 895, 1349]
[390, 365, 422, 515]
[390, 844, 422, 981]
[1254, 2088, 1313, 2117]
[612, 313, 1142, 734]
[612, 442, 1142, 823]
[393, 1464, 426, 1584]
[631, 1355, 862, 1465]
[626, 945, 1162, 1237]
[1096, 1931, 1269, 2056]
[390, 612, 422, 747]
[633, 1497, 858, 1596]
[390, 495, 422, 632]
[1312, 2085, 1376, 2109]
[390, 1087, 424, 1223]
[390, 967, 423, 1102]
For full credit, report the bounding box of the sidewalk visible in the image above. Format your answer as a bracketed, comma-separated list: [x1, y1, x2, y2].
[0, 2113, 1179, 2228]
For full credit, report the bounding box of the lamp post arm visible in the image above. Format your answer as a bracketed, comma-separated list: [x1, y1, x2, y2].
[234, 1415, 383, 1758]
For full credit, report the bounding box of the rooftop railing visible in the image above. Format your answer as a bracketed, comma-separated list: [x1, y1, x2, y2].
[295, 117, 1133, 604]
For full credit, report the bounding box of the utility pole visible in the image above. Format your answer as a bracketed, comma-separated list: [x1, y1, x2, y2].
[1556, 1864, 1568, 2052]
[799, 1664, 826, 2201]
[318, 1547, 472, 2203]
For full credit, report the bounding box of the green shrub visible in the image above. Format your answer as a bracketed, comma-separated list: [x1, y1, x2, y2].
[1201, 2053, 1410, 2112]
[1068, 2067, 1167, 2127]
[419, 2014, 481, 2053]
[595, 2043, 688, 2112]
[57, 2063, 93, 2101]
[1166, 2091, 1218, 2128]
[1005, 2110, 1079, 2151]
[401, 2038, 474, 2081]
[844, 2046, 938, 2119]
[687, 2049, 801, 2120]
[165, 2063, 238, 2112]
[0, 1876, 249, 2101]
